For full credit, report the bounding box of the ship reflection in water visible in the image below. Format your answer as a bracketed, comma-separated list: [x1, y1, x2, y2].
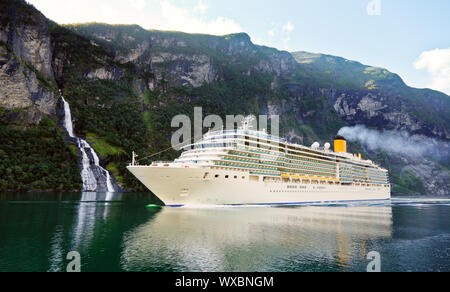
[120, 205, 393, 272]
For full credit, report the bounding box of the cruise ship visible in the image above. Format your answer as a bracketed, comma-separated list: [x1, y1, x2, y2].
[127, 128, 391, 207]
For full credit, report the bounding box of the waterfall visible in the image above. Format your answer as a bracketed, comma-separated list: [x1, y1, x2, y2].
[62, 96, 74, 138]
[61, 94, 115, 193]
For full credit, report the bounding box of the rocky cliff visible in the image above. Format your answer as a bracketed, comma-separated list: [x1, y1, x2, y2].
[0, 0, 448, 194]
[0, 0, 58, 126]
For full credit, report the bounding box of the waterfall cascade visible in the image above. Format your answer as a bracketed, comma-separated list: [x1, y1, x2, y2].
[60, 94, 116, 192]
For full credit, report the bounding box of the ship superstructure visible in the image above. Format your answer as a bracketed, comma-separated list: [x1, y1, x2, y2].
[127, 129, 390, 207]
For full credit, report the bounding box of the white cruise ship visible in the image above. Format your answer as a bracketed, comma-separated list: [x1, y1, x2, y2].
[127, 128, 391, 207]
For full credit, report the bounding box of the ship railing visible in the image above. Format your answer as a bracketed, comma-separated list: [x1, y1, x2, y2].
[205, 129, 286, 143]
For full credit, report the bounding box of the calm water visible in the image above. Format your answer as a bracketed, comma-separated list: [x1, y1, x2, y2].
[0, 193, 449, 272]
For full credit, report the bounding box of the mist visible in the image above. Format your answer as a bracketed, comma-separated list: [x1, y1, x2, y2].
[338, 125, 449, 159]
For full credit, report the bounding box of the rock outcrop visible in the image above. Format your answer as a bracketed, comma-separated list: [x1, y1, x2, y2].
[0, 0, 57, 126]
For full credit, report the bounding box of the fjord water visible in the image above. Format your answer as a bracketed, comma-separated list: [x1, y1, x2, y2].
[0, 193, 449, 272]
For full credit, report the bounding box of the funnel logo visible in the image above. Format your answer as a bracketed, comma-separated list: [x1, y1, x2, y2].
[367, 0, 381, 16]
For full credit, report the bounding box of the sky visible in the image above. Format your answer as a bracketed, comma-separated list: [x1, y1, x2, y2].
[27, 0, 450, 95]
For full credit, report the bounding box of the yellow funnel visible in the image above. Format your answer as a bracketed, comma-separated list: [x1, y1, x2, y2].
[334, 135, 347, 153]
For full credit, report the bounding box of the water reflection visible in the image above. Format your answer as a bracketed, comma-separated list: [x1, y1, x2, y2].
[121, 206, 393, 272]
[0, 191, 160, 202]
[47, 226, 64, 272]
[44, 192, 120, 271]
[71, 193, 106, 252]
[2, 194, 449, 272]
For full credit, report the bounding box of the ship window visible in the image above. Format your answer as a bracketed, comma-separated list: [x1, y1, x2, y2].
[225, 175, 229, 178]
[234, 176, 238, 179]
[215, 174, 219, 178]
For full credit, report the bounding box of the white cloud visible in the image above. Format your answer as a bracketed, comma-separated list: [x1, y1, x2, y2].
[27, 0, 242, 36]
[262, 21, 295, 50]
[267, 27, 277, 37]
[194, 0, 208, 14]
[282, 21, 294, 34]
[159, 0, 242, 35]
[281, 21, 295, 46]
[129, 0, 146, 11]
[414, 48, 450, 95]
[27, 0, 144, 25]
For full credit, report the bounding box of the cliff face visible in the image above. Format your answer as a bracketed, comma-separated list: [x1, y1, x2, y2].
[326, 89, 449, 139]
[0, 0, 57, 126]
[0, 0, 449, 194]
[67, 24, 298, 92]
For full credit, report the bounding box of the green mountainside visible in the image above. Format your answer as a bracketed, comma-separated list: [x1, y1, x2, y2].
[0, 0, 448, 194]
[292, 51, 450, 133]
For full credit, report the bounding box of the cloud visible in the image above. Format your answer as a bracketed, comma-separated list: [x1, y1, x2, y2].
[414, 48, 450, 95]
[160, 0, 242, 35]
[281, 21, 295, 47]
[28, 0, 147, 25]
[267, 28, 276, 37]
[128, 0, 146, 11]
[282, 21, 294, 34]
[263, 21, 295, 50]
[27, 0, 242, 36]
[338, 125, 449, 160]
[194, 0, 208, 14]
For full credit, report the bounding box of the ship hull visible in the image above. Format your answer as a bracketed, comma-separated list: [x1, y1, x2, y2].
[127, 166, 391, 207]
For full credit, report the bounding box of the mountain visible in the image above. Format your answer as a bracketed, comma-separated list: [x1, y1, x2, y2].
[292, 51, 450, 139]
[0, 0, 448, 195]
[0, 0, 81, 191]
